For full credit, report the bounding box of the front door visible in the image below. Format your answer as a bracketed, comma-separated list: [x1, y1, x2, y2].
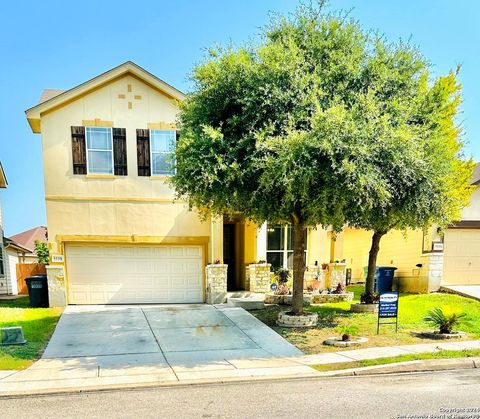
[223, 224, 236, 291]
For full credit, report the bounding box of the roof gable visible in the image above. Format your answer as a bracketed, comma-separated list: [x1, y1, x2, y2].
[25, 61, 185, 133]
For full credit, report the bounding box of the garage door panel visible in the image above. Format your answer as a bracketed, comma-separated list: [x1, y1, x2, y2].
[66, 245, 204, 304]
[443, 229, 480, 285]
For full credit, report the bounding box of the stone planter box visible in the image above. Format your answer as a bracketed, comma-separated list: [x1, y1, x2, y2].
[265, 293, 313, 305]
[350, 303, 378, 313]
[277, 311, 318, 328]
[311, 292, 354, 304]
[323, 336, 368, 347]
[419, 331, 466, 340]
[283, 294, 312, 306]
[264, 293, 285, 305]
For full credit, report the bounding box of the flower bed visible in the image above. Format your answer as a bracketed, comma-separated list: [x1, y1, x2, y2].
[311, 292, 354, 304]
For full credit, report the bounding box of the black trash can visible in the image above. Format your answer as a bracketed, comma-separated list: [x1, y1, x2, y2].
[26, 274, 49, 308]
[374, 267, 397, 293]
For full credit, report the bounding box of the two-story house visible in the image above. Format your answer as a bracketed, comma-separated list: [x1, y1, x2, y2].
[26, 62, 336, 306]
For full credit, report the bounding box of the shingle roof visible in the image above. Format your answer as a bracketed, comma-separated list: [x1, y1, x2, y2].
[8, 226, 47, 253]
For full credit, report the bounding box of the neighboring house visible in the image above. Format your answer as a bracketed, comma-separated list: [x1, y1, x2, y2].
[9, 226, 48, 263]
[342, 163, 480, 292]
[0, 161, 8, 294]
[2, 237, 31, 295]
[26, 62, 336, 306]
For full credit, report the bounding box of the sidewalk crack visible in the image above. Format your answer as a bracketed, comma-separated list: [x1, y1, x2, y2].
[140, 308, 179, 382]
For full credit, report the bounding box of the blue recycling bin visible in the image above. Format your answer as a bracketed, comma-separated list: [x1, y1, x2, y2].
[374, 267, 397, 293]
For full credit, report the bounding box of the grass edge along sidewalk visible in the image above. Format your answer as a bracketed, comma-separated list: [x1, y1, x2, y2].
[312, 348, 480, 372]
[0, 297, 63, 370]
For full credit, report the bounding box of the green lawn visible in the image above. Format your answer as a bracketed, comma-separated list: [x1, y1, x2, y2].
[0, 297, 63, 370]
[312, 348, 480, 372]
[251, 285, 480, 354]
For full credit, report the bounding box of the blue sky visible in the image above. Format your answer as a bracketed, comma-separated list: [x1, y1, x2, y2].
[0, 0, 479, 236]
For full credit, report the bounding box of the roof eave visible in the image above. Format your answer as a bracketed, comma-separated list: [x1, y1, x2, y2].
[25, 61, 185, 134]
[0, 162, 7, 188]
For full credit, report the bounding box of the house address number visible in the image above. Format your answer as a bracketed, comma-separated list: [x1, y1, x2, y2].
[51, 255, 64, 263]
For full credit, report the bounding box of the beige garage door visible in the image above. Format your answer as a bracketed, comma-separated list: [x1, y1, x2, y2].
[66, 245, 203, 304]
[443, 229, 480, 285]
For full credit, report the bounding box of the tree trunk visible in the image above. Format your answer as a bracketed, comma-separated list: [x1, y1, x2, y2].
[291, 216, 306, 315]
[364, 230, 387, 304]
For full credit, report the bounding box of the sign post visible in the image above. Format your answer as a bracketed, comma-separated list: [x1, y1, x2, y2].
[377, 292, 399, 334]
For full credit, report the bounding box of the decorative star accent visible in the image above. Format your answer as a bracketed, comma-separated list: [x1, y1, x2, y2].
[117, 84, 142, 109]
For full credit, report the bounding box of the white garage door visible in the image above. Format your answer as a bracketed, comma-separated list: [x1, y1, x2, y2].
[443, 229, 480, 285]
[66, 245, 203, 304]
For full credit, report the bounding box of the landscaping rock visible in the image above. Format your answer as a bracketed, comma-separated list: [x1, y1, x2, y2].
[350, 303, 378, 313]
[419, 331, 466, 340]
[323, 336, 368, 347]
[276, 311, 318, 328]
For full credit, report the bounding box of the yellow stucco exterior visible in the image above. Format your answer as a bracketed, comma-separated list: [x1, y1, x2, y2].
[37, 73, 213, 256]
[30, 61, 454, 302]
[342, 228, 426, 284]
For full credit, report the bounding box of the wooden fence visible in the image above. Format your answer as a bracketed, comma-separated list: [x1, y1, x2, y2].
[16, 263, 47, 295]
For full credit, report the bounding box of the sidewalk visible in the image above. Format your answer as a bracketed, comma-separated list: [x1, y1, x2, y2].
[1, 340, 479, 396]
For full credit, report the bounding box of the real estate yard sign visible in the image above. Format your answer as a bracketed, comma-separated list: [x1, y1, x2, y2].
[377, 292, 399, 334]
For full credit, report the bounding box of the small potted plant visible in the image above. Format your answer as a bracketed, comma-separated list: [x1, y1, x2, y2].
[421, 307, 466, 339]
[275, 267, 290, 285]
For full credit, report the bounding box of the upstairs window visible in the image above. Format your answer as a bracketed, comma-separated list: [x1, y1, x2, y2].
[86, 127, 114, 174]
[150, 130, 176, 176]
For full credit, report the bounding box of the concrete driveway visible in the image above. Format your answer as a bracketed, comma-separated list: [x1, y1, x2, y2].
[441, 285, 480, 302]
[27, 304, 302, 382]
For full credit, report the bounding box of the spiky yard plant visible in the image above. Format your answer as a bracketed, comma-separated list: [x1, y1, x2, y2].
[423, 307, 466, 334]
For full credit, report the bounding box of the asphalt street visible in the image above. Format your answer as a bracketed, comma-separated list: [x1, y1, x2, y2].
[1, 369, 479, 419]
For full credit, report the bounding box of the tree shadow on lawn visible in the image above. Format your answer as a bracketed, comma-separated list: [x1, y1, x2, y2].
[0, 297, 30, 309]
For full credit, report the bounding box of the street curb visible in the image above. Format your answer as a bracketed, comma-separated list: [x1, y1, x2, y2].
[315, 357, 480, 377]
[0, 358, 478, 398]
[0, 372, 321, 399]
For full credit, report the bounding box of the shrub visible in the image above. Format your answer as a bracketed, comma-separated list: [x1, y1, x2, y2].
[423, 307, 466, 334]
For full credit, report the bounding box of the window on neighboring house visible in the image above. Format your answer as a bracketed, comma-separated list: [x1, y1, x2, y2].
[86, 127, 114, 174]
[150, 130, 176, 176]
[266, 224, 307, 270]
[0, 246, 4, 276]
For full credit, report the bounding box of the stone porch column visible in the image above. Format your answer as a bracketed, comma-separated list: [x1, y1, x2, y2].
[420, 252, 444, 292]
[205, 264, 228, 304]
[46, 264, 66, 307]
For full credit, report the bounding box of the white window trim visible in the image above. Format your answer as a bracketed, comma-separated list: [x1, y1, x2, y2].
[266, 225, 308, 270]
[85, 127, 114, 175]
[149, 129, 176, 177]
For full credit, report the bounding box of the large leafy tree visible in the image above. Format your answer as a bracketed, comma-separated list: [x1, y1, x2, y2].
[172, 4, 473, 314]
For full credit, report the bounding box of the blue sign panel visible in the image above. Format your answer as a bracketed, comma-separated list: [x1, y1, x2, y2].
[270, 283, 278, 292]
[377, 292, 399, 334]
[378, 292, 398, 318]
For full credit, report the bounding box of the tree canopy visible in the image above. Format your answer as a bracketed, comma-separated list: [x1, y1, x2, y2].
[171, 4, 473, 313]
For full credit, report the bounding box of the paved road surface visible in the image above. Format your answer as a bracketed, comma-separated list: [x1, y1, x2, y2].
[1, 369, 479, 419]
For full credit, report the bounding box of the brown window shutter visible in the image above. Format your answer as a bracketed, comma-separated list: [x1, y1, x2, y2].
[136, 129, 150, 176]
[112, 128, 127, 176]
[71, 126, 86, 174]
